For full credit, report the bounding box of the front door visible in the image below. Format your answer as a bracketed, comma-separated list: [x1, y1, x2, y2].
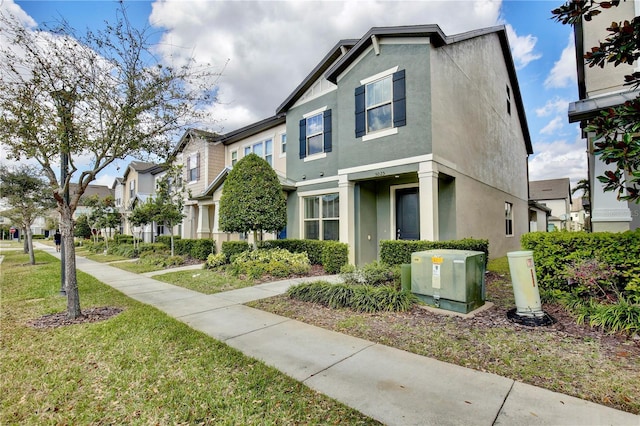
[396, 187, 420, 240]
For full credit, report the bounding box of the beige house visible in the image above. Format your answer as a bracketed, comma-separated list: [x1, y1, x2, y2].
[529, 179, 572, 231]
[568, 1, 640, 231]
[175, 116, 289, 251]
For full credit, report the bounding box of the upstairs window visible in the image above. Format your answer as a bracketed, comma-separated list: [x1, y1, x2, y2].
[187, 152, 199, 182]
[129, 180, 135, 199]
[231, 150, 238, 167]
[243, 139, 273, 166]
[356, 68, 406, 138]
[299, 108, 332, 159]
[281, 134, 287, 155]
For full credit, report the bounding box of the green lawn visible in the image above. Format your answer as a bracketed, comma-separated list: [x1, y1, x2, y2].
[0, 251, 377, 425]
[153, 269, 255, 294]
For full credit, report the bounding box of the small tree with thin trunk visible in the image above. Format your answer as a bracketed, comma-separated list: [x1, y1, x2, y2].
[219, 154, 286, 250]
[148, 166, 185, 256]
[0, 164, 55, 265]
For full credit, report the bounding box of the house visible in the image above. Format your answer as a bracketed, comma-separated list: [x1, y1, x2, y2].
[529, 178, 572, 231]
[570, 197, 588, 232]
[176, 115, 289, 251]
[276, 24, 533, 264]
[567, 1, 640, 231]
[528, 200, 551, 232]
[119, 161, 166, 242]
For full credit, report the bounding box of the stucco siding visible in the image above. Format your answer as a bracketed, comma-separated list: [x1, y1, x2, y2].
[431, 32, 529, 201]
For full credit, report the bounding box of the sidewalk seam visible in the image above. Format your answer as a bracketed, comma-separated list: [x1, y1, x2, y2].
[301, 341, 378, 383]
[492, 379, 515, 425]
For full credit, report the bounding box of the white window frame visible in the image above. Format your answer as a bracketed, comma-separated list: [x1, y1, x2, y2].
[231, 150, 238, 167]
[242, 139, 273, 166]
[188, 153, 198, 182]
[301, 192, 339, 241]
[280, 133, 287, 157]
[505, 201, 514, 237]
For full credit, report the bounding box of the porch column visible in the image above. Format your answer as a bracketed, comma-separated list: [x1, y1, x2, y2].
[339, 175, 356, 264]
[197, 204, 211, 239]
[418, 161, 439, 241]
[590, 156, 631, 232]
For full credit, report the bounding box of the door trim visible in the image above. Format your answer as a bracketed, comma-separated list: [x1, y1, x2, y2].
[390, 183, 419, 240]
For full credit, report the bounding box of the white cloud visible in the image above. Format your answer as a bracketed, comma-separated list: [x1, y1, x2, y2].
[539, 116, 564, 135]
[149, 0, 503, 131]
[535, 97, 570, 117]
[528, 134, 588, 187]
[505, 24, 542, 69]
[544, 32, 576, 89]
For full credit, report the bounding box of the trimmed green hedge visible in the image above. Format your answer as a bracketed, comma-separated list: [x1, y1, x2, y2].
[221, 241, 251, 261]
[260, 239, 349, 274]
[156, 235, 181, 246]
[380, 238, 489, 266]
[114, 234, 133, 245]
[521, 230, 640, 295]
[156, 237, 215, 260]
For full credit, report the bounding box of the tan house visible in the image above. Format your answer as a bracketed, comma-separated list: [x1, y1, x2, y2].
[529, 178, 572, 231]
[568, 1, 640, 231]
[119, 161, 166, 241]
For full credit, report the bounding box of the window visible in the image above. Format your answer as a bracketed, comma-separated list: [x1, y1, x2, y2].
[299, 109, 332, 159]
[303, 194, 339, 240]
[505, 202, 514, 236]
[280, 134, 287, 155]
[355, 69, 406, 138]
[187, 152, 199, 182]
[231, 151, 238, 167]
[506, 85, 511, 116]
[129, 180, 135, 199]
[243, 139, 273, 166]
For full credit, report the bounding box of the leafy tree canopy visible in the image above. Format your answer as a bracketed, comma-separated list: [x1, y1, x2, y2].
[219, 153, 286, 239]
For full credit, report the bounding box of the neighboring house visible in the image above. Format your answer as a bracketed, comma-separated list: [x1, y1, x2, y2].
[567, 1, 640, 231]
[529, 179, 572, 231]
[181, 115, 290, 251]
[528, 201, 551, 232]
[276, 24, 533, 264]
[112, 177, 125, 235]
[120, 161, 166, 242]
[570, 197, 587, 232]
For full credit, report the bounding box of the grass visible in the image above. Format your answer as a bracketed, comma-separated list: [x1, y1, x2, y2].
[83, 253, 133, 263]
[153, 269, 255, 294]
[110, 260, 168, 274]
[0, 251, 378, 425]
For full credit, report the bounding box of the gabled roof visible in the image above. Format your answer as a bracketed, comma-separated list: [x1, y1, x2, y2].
[172, 128, 219, 157]
[276, 39, 359, 114]
[70, 184, 114, 205]
[192, 166, 296, 201]
[122, 161, 159, 179]
[217, 114, 286, 145]
[529, 178, 572, 203]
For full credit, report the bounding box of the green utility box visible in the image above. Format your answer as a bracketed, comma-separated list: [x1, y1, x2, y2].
[410, 249, 485, 314]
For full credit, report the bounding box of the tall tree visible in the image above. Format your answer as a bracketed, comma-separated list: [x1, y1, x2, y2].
[0, 165, 55, 265]
[86, 194, 120, 252]
[0, 7, 217, 318]
[219, 153, 286, 249]
[553, 0, 640, 203]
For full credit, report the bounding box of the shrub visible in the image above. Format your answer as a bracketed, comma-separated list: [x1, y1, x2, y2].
[138, 243, 168, 254]
[190, 239, 216, 260]
[108, 243, 136, 258]
[261, 239, 348, 273]
[380, 238, 489, 266]
[287, 281, 417, 312]
[222, 241, 251, 261]
[229, 248, 311, 279]
[340, 261, 398, 287]
[156, 235, 180, 247]
[321, 241, 348, 274]
[138, 251, 184, 267]
[205, 253, 227, 269]
[563, 258, 621, 299]
[114, 234, 133, 245]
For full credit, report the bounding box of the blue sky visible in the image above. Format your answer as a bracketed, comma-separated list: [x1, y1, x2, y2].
[5, 0, 584, 190]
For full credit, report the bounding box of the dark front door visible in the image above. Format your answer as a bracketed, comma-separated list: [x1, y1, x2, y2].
[396, 187, 420, 240]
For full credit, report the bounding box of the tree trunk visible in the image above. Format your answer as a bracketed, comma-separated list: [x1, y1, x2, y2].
[22, 226, 28, 253]
[60, 204, 81, 319]
[25, 225, 35, 265]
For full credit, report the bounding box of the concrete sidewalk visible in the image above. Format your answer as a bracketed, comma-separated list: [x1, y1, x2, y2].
[37, 243, 639, 425]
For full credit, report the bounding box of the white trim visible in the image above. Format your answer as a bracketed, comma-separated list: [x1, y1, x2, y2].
[336, 45, 374, 84]
[390, 183, 420, 241]
[362, 127, 398, 142]
[360, 66, 399, 86]
[296, 175, 339, 187]
[339, 154, 433, 175]
[297, 188, 339, 197]
[303, 106, 328, 119]
[371, 35, 380, 55]
[303, 152, 327, 162]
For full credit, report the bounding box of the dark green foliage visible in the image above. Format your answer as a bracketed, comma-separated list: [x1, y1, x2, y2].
[156, 235, 180, 246]
[521, 230, 640, 295]
[219, 154, 286, 235]
[74, 214, 92, 239]
[340, 261, 398, 288]
[261, 239, 348, 273]
[138, 243, 169, 254]
[287, 281, 417, 312]
[114, 234, 134, 245]
[190, 239, 216, 260]
[222, 241, 251, 261]
[108, 243, 136, 258]
[380, 238, 489, 266]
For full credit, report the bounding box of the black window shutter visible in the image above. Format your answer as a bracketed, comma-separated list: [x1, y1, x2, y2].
[299, 119, 306, 159]
[355, 85, 365, 137]
[323, 109, 332, 153]
[393, 69, 406, 127]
